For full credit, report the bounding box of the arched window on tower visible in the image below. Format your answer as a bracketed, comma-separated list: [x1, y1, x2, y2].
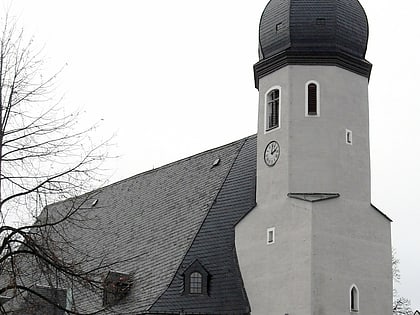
[266, 88, 280, 131]
[350, 284, 359, 312]
[305, 81, 320, 116]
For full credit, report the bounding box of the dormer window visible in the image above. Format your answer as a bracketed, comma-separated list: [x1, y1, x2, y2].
[183, 260, 209, 296]
[266, 88, 280, 131]
[190, 272, 203, 294]
[305, 81, 320, 116]
[103, 271, 132, 306]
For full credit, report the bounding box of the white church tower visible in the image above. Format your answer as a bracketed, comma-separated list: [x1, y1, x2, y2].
[235, 0, 393, 314]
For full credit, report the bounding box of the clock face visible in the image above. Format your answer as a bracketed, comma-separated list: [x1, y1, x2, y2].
[264, 141, 280, 167]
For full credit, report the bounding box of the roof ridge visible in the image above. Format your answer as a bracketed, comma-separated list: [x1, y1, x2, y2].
[147, 137, 250, 311]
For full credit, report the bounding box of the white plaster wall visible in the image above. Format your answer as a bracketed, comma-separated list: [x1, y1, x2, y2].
[288, 66, 371, 200]
[236, 199, 313, 315]
[236, 67, 313, 315]
[311, 198, 393, 315]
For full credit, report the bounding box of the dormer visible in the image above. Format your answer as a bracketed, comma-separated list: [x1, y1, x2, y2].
[103, 271, 132, 306]
[182, 260, 210, 296]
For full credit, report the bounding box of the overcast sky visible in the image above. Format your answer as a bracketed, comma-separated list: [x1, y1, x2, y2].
[7, 0, 420, 310]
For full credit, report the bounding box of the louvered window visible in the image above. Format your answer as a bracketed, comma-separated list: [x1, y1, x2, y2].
[307, 83, 318, 115]
[266, 89, 280, 130]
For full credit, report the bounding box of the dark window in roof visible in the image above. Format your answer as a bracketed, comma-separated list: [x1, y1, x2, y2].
[307, 83, 318, 116]
[316, 18, 326, 26]
[103, 271, 132, 307]
[183, 260, 209, 296]
[189, 272, 203, 294]
[267, 89, 280, 130]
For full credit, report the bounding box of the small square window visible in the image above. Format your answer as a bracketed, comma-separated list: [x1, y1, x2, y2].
[346, 129, 353, 145]
[267, 227, 275, 244]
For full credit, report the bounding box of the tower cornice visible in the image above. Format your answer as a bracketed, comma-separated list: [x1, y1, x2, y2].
[253, 50, 372, 89]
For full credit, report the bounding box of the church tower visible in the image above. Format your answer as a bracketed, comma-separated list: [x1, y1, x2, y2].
[235, 0, 393, 314]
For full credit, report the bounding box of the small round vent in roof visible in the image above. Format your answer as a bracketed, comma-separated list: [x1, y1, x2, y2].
[212, 158, 221, 168]
[91, 199, 98, 207]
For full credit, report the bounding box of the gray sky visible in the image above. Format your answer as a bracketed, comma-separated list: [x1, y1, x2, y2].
[8, 0, 420, 310]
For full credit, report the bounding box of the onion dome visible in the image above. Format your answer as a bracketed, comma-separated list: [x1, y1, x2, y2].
[254, 0, 372, 88]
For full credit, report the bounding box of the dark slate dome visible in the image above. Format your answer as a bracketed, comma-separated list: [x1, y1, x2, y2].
[258, 0, 369, 60]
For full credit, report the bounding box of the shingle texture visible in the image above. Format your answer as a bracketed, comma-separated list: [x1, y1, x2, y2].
[259, 0, 369, 60]
[22, 136, 256, 314]
[150, 136, 256, 315]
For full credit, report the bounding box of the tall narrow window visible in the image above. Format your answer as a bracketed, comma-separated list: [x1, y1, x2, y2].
[305, 81, 320, 116]
[266, 88, 280, 131]
[350, 285, 359, 312]
[190, 272, 203, 294]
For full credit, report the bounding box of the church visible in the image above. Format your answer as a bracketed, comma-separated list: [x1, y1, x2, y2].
[2, 0, 393, 314]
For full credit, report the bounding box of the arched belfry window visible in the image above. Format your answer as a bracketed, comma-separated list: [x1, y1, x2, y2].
[266, 88, 280, 131]
[305, 81, 320, 116]
[183, 260, 209, 296]
[350, 284, 359, 312]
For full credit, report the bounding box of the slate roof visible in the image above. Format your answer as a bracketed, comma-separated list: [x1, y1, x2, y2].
[150, 135, 256, 314]
[259, 0, 369, 60]
[254, 0, 372, 87]
[26, 135, 256, 314]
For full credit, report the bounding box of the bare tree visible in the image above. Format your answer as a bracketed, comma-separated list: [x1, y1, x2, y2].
[393, 249, 413, 315]
[0, 11, 116, 314]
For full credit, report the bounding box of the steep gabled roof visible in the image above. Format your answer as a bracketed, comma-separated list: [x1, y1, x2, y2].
[39, 135, 256, 314]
